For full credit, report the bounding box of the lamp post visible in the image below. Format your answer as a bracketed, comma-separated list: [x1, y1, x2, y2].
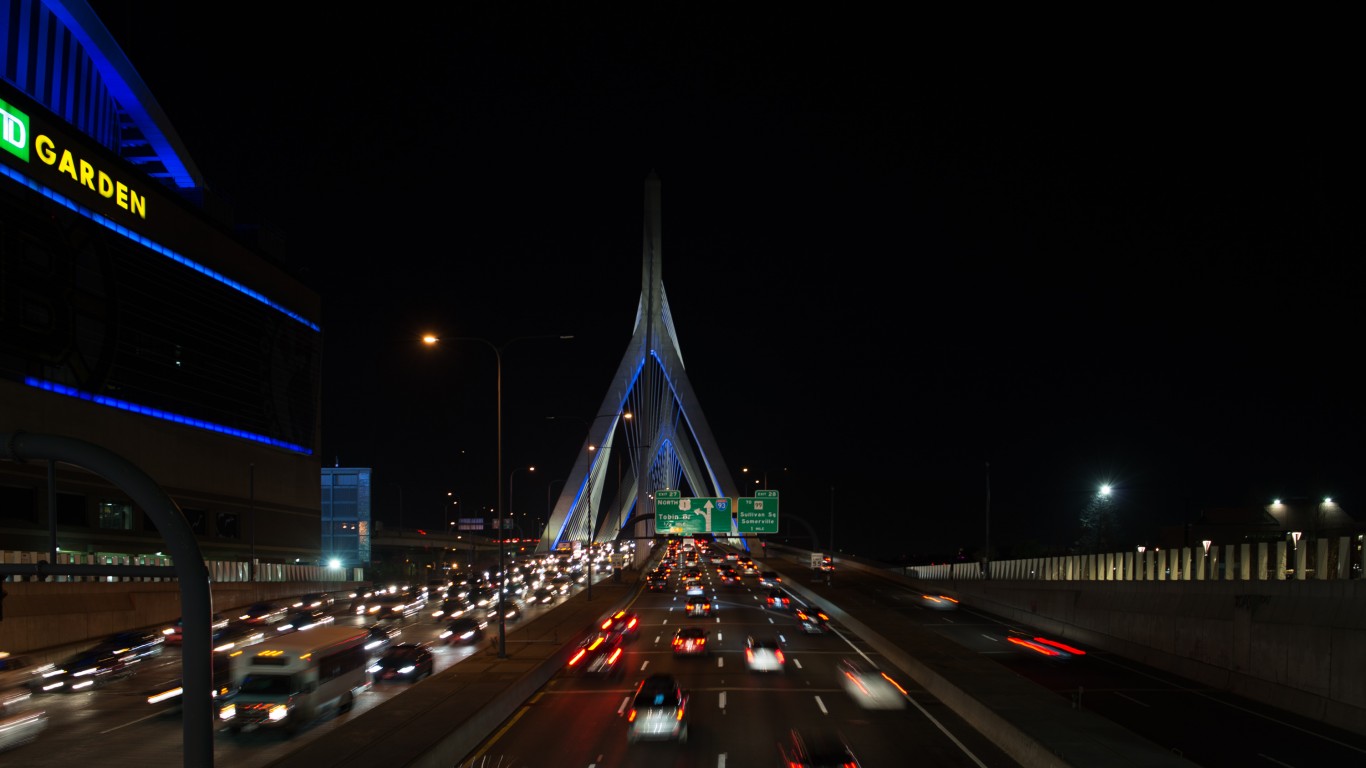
[422, 332, 571, 658]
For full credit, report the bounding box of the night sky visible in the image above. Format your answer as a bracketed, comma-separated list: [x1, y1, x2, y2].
[88, 4, 1362, 562]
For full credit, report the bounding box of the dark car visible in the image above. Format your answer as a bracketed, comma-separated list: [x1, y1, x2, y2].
[766, 589, 792, 610]
[599, 610, 640, 642]
[210, 622, 268, 653]
[94, 630, 165, 661]
[144, 650, 237, 709]
[646, 575, 668, 592]
[30, 648, 129, 693]
[237, 601, 287, 625]
[369, 643, 434, 683]
[566, 633, 625, 678]
[364, 624, 402, 653]
[160, 613, 230, 645]
[440, 616, 488, 646]
[671, 627, 709, 657]
[795, 607, 831, 634]
[275, 608, 334, 633]
[778, 728, 862, 767]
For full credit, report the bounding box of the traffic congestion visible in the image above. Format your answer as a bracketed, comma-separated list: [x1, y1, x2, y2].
[0, 543, 630, 762]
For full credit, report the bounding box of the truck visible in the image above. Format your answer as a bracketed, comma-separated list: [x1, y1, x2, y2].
[218, 626, 370, 735]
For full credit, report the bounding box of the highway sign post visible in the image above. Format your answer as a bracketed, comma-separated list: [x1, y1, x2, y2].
[736, 489, 779, 534]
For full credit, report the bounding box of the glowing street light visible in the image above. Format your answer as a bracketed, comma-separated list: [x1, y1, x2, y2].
[422, 332, 571, 658]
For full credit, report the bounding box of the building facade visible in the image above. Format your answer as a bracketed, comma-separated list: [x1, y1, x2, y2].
[321, 467, 372, 571]
[1, 1, 323, 565]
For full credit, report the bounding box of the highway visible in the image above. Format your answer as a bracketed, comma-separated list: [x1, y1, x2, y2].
[6, 543, 1366, 767]
[458, 550, 1019, 767]
[0, 593, 541, 766]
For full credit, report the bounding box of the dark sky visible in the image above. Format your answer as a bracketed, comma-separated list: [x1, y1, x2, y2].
[88, 3, 1363, 561]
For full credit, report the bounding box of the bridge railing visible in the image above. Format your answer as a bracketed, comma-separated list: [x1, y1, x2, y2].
[905, 535, 1363, 581]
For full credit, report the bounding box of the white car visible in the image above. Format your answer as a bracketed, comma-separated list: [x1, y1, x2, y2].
[839, 658, 906, 709]
[744, 636, 785, 673]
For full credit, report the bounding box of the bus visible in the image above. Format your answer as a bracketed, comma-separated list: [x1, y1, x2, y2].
[218, 625, 370, 735]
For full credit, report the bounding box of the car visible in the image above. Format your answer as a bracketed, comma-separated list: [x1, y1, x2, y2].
[94, 630, 165, 660]
[817, 556, 836, 573]
[1006, 629, 1087, 660]
[440, 616, 488, 646]
[364, 624, 402, 653]
[160, 613, 230, 645]
[919, 593, 960, 611]
[238, 602, 288, 625]
[0, 699, 47, 754]
[530, 587, 557, 605]
[295, 592, 335, 610]
[684, 596, 712, 617]
[369, 643, 434, 683]
[275, 608, 334, 632]
[210, 622, 268, 653]
[718, 569, 741, 586]
[777, 728, 862, 767]
[625, 674, 689, 744]
[430, 595, 475, 621]
[0, 654, 36, 693]
[671, 627, 710, 657]
[486, 598, 524, 623]
[29, 648, 130, 693]
[766, 590, 792, 610]
[795, 607, 831, 634]
[684, 580, 706, 597]
[838, 658, 906, 709]
[745, 635, 785, 672]
[758, 570, 781, 587]
[646, 576, 668, 592]
[566, 633, 625, 678]
[144, 650, 237, 709]
[599, 610, 640, 642]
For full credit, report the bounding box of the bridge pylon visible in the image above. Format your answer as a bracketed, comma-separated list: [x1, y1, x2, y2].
[539, 173, 740, 555]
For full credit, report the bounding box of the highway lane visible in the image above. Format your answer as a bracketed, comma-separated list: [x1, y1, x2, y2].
[459, 554, 1022, 767]
[0, 589, 565, 767]
[763, 549, 1366, 768]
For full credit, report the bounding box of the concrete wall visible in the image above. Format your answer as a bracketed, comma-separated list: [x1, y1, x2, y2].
[770, 544, 1366, 738]
[929, 574, 1366, 737]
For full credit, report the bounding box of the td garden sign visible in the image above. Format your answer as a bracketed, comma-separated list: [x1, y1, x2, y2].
[1, 93, 149, 220]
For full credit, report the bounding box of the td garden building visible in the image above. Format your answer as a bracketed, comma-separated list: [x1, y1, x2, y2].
[1, 2, 324, 567]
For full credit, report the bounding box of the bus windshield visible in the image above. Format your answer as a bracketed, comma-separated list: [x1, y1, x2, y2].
[239, 674, 295, 696]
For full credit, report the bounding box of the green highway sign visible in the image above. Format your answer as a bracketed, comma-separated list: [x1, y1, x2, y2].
[736, 490, 780, 534]
[655, 491, 733, 534]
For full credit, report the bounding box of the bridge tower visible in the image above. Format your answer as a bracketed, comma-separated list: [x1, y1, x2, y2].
[540, 173, 739, 554]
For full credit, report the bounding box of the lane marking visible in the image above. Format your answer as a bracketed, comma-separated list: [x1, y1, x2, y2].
[815, 695, 828, 714]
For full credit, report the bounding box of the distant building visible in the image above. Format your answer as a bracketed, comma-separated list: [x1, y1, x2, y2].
[1, 2, 322, 565]
[1157, 498, 1363, 551]
[321, 468, 373, 571]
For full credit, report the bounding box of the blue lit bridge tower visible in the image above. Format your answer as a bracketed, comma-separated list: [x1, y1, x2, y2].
[541, 173, 739, 555]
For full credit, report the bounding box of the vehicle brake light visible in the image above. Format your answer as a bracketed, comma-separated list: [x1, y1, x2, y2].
[627, 708, 637, 722]
[568, 649, 586, 666]
[1032, 636, 1086, 656]
[775, 649, 785, 664]
[606, 648, 622, 664]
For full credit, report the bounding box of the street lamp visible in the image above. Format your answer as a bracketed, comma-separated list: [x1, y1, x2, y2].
[422, 332, 571, 658]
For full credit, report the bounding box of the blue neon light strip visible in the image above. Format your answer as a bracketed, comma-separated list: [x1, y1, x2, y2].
[26, 377, 313, 455]
[0, 164, 320, 332]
